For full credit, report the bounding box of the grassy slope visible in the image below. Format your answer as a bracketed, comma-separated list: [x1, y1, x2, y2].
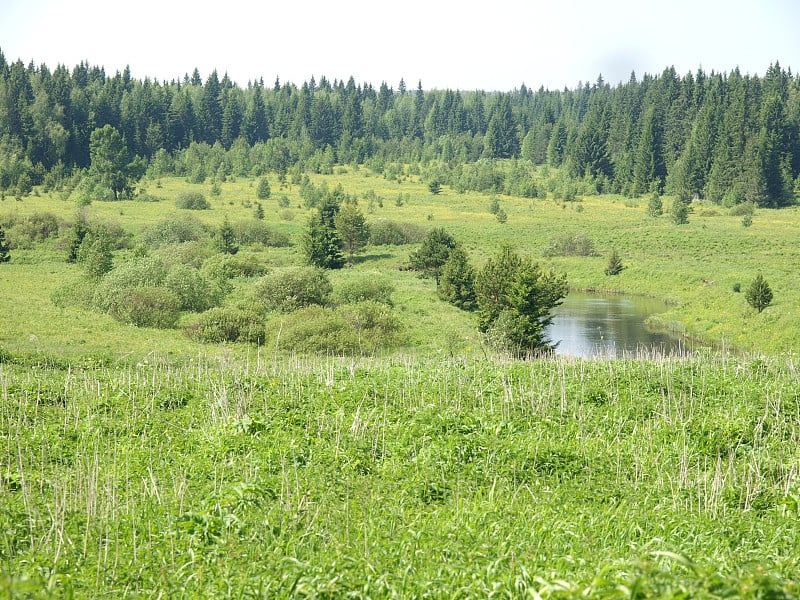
[1, 169, 798, 360]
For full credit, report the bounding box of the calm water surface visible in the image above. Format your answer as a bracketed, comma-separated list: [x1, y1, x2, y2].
[545, 292, 690, 358]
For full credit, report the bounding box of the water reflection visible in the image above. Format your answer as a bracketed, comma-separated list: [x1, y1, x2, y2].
[546, 292, 689, 358]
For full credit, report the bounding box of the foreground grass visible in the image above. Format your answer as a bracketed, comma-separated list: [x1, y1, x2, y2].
[1, 350, 799, 597]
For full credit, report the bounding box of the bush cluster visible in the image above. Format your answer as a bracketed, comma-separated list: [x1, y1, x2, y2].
[175, 191, 210, 210]
[185, 307, 264, 343]
[368, 220, 426, 246]
[252, 267, 333, 313]
[542, 232, 599, 257]
[232, 219, 290, 247]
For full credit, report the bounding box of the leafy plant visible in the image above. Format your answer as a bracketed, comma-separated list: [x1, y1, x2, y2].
[175, 191, 210, 210]
[252, 267, 333, 313]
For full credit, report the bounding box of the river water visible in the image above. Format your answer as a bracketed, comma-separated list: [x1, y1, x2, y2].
[545, 292, 690, 358]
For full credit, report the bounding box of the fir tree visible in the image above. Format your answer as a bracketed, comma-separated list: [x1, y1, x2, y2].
[604, 248, 624, 275]
[303, 197, 345, 269]
[215, 216, 239, 255]
[647, 192, 663, 217]
[745, 274, 773, 313]
[670, 199, 689, 225]
[334, 203, 370, 261]
[256, 176, 271, 200]
[438, 246, 477, 311]
[0, 225, 10, 263]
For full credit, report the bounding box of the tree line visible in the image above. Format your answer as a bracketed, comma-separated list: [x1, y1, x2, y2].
[1, 48, 798, 206]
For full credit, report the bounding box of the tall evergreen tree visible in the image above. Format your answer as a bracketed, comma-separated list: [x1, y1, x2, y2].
[632, 106, 666, 195]
[438, 246, 476, 311]
[0, 225, 11, 263]
[334, 203, 370, 261]
[303, 196, 345, 269]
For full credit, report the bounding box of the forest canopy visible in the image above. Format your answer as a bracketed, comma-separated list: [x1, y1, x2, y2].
[0, 48, 798, 207]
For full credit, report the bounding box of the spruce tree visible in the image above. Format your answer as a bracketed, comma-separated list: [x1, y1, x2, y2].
[647, 192, 663, 217]
[0, 225, 10, 263]
[409, 227, 457, 285]
[303, 197, 345, 269]
[438, 246, 477, 311]
[334, 203, 370, 262]
[256, 176, 271, 200]
[216, 216, 239, 255]
[604, 249, 624, 275]
[745, 274, 773, 313]
[670, 199, 689, 225]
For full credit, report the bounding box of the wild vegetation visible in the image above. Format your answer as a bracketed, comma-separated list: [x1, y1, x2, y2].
[1, 49, 800, 596]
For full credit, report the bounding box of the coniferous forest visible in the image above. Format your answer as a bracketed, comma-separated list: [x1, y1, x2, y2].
[1, 49, 798, 207]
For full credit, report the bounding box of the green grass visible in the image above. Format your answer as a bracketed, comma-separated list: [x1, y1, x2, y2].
[1, 352, 798, 596]
[1, 168, 799, 595]
[2, 168, 798, 358]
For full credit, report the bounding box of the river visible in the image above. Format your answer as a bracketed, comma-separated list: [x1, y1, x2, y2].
[545, 292, 690, 358]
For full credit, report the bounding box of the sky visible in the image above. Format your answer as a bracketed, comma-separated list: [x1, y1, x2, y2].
[1, 0, 798, 91]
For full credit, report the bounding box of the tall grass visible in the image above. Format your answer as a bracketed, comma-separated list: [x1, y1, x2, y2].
[1, 351, 798, 596]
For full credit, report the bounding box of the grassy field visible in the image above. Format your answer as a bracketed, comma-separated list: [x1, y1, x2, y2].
[2, 352, 799, 597]
[1, 167, 798, 360]
[1, 167, 799, 596]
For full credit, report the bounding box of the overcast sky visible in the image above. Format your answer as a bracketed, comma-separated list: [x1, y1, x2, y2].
[2, 0, 798, 91]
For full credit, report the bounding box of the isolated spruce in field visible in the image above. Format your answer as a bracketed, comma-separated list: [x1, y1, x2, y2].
[475, 245, 568, 356]
[438, 246, 477, 311]
[256, 176, 271, 200]
[604, 248, 624, 275]
[428, 180, 442, 195]
[0, 225, 10, 263]
[303, 196, 345, 269]
[254, 202, 265, 220]
[670, 199, 689, 224]
[216, 216, 239, 255]
[745, 274, 773, 313]
[647, 192, 663, 217]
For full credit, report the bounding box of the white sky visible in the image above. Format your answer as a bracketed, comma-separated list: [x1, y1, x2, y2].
[1, 0, 798, 91]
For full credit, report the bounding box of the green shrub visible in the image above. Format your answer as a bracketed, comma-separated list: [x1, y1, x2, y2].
[154, 241, 213, 270]
[5, 211, 61, 248]
[51, 276, 98, 309]
[369, 220, 426, 245]
[186, 307, 264, 343]
[108, 287, 181, 328]
[164, 264, 220, 312]
[199, 252, 268, 284]
[272, 306, 358, 354]
[543, 232, 598, 257]
[333, 274, 395, 306]
[175, 191, 210, 210]
[141, 216, 210, 247]
[91, 256, 168, 313]
[232, 219, 291, 247]
[337, 301, 404, 351]
[252, 267, 332, 313]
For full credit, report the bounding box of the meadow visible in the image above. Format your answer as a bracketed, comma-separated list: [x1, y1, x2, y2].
[1, 167, 800, 596]
[1, 166, 798, 360]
